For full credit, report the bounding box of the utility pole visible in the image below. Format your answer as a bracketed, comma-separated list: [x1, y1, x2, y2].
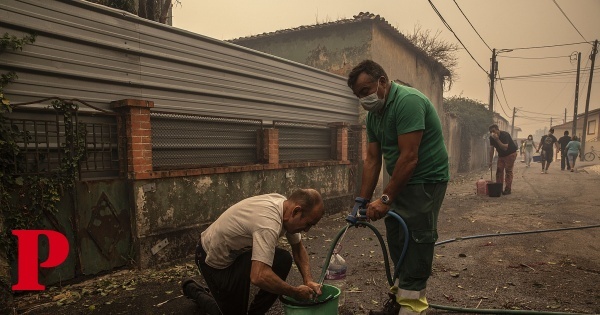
[510, 107, 516, 138]
[488, 49, 497, 112]
[580, 39, 598, 158]
[572, 52, 581, 137]
[550, 117, 553, 127]
[564, 108, 567, 124]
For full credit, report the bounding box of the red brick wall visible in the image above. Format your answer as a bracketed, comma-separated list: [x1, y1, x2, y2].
[111, 99, 154, 179]
[262, 128, 279, 164]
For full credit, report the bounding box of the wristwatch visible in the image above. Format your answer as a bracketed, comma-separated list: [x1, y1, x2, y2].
[380, 194, 391, 205]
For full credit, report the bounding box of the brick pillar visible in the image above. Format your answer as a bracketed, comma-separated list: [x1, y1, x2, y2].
[261, 128, 279, 164]
[357, 124, 367, 161]
[111, 99, 154, 179]
[329, 122, 349, 162]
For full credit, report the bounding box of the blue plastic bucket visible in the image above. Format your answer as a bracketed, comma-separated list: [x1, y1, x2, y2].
[280, 284, 340, 315]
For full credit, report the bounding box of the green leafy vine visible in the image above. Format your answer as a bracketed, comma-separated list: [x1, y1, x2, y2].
[0, 33, 86, 259]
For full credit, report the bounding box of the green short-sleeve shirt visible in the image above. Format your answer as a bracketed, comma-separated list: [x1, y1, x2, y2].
[366, 82, 449, 184]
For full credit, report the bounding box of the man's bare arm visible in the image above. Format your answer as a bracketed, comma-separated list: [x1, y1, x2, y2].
[359, 142, 382, 200]
[250, 260, 313, 300]
[383, 131, 422, 201]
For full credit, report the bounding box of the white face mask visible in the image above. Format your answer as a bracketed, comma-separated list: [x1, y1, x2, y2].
[359, 81, 385, 112]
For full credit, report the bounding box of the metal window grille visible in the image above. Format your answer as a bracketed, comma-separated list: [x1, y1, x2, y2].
[80, 118, 120, 179]
[3, 109, 120, 179]
[151, 111, 262, 169]
[274, 121, 333, 162]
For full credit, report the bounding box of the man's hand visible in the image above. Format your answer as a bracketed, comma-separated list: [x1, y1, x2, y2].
[490, 133, 499, 141]
[305, 280, 322, 296]
[294, 285, 317, 301]
[366, 199, 389, 221]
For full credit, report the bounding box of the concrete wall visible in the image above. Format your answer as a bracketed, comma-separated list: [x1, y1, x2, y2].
[230, 20, 447, 126]
[370, 26, 445, 119]
[132, 165, 352, 267]
[444, 114, 461, 175]
[444, 114, 488, 175]
[232, 23, 372, 78]
[469, 137, 489, 171]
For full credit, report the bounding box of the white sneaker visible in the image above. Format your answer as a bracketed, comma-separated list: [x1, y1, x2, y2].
[544, 170, 548, 174]
[541, 170, 545, 174]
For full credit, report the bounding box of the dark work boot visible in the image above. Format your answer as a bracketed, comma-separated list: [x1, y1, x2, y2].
[369, 293, 401, 315]
[181, 278, 221, 315]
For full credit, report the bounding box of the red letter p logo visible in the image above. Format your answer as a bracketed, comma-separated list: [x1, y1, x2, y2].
[11, 230, 69, 291]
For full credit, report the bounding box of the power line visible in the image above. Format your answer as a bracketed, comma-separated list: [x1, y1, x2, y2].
[518, 114, 561, 120]
[500, 66, 599, 80]
[498, 54, 574, 60]
[518, 116, 561, 122]
[452, 0, 492, 51]
[519, 115, 557, 120]
[493, 89, 511, 119]
[427, 0, 488, 74]
[502, 41, 590, 51]
[496, 69, 512, 111]
[552, 0, 589, 43]
[501, 79, 575, 83]
[519, 120, 552, 126]
[518, 109, 562, 117]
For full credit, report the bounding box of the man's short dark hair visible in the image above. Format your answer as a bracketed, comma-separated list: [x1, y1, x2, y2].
[489, 124, 499, 131]
[347, 60, 389, 88]
[549, 128, 555, 133]
[564, 130, 569, 135]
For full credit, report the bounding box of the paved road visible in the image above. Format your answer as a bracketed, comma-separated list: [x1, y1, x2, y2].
[15, 157, 600, 314]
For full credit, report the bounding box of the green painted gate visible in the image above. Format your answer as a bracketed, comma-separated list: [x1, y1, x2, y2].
[7, 105, 132, 285]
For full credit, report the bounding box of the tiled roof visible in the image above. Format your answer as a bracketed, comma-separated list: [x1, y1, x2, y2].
[229, 12, 449, 76]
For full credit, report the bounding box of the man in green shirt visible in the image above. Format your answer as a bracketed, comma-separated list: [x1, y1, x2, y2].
[347, 60, 449, 315]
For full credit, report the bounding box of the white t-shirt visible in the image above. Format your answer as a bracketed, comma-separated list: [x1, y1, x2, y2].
[200, 193, 302, 269]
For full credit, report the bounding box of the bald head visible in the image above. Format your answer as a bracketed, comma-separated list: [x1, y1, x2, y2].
[288, 188, 324, 218]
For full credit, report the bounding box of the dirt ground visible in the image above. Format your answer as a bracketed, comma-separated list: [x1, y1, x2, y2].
[14, 157, 600, 315]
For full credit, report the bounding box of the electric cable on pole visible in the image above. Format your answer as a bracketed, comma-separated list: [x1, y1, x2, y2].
[580, 40, 598, 158]
[489, 49, 496, 112]
[511, 107, 516, 138]
[572, 52, 581, 137]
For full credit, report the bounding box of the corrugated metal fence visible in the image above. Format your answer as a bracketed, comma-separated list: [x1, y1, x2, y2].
[0, 0, 358, 125]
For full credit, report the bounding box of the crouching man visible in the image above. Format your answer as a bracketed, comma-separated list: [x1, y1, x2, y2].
[182, 189, 324, 315]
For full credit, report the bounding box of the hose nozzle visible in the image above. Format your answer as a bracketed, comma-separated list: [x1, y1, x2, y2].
[346, 197, 369, 224]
